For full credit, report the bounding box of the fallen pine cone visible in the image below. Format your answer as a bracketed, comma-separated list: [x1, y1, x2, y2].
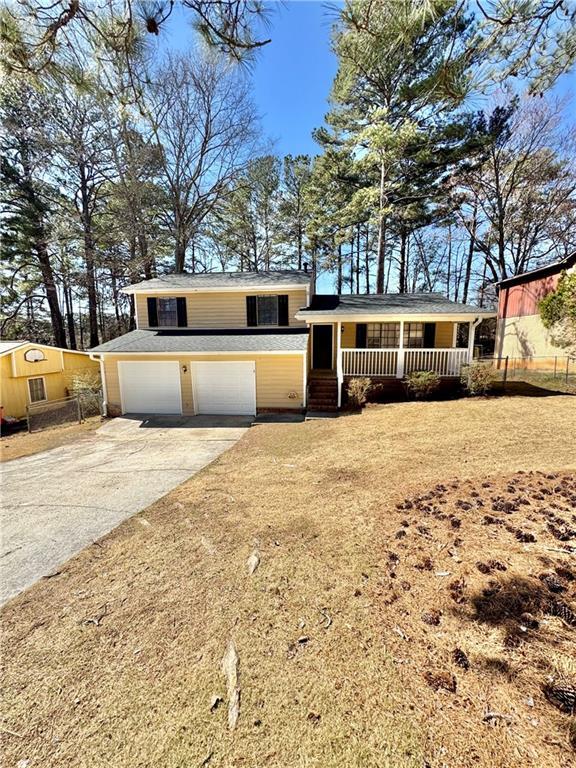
[539, 573, 566, 594]
[452, 648, 470, 670]
[547, 600, 576, 627]
[544, 682, 576, 714]
[421, 610, 441, 626]
[424, 670, 457, 693]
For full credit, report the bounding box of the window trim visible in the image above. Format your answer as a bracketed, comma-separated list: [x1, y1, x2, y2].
[156, 297, 179, 328]
[256, 294, 279, 326]
[403, 322, 425, 349]
[28, 376, 47, 404]
[366, 322, 400, 348]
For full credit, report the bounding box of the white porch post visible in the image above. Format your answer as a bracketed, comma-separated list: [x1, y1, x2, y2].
[336, 321, 343, 408]
[396, 320, 405, 378]
[467, 318, 480, 363]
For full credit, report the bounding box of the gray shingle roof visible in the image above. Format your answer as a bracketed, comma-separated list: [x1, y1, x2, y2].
[123, 270, 311, 293]
[297, 293, 493, 316]
[90, 329, 309, 354]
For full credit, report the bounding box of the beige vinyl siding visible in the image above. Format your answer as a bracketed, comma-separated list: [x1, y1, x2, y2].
[103, 353, 304, 415]
[135, 289, 308, 329]
[434, 322, 455, 347]
[339, 321, 456, 349]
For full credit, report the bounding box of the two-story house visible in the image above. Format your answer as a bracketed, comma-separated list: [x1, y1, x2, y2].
[90, 269, 495, 416]
[89, 271, 311, 416]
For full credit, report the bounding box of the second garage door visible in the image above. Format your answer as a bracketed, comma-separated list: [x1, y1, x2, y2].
[193, 361, 256, 415]
[119, 360, 182, 414]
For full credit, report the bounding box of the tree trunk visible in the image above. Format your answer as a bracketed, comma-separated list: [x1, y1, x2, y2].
[398, 228, 407, 294]
[337, 243, 343, 294]
[36, 239, 67, 348]
[365, 224, 370, 294]
[462, 205, 477, 304]
[175, 237, 187, 273]
[78, 168, 99, 348]
[446, 224, 452, 299]
[62, 277, 77, 350]
[375, 158, 387, 294]
[356, 223, 361, 293]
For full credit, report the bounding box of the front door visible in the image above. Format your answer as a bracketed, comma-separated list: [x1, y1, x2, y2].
[312, 325, 333, 369]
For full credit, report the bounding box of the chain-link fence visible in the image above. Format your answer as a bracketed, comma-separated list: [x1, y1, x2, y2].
[26, 392, 103, 433]
[477, 355, 576, 391]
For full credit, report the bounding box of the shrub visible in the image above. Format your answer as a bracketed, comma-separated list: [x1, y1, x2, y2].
[66, 370, 102, 415]
[405, 370, 441, 400]
[347, 377, 372, 408]
[460, 361, 494, 396]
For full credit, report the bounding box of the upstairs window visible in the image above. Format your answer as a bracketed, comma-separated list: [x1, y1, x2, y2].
[246, 295, 289, 326]
[257, 295, 279, 325]
[147, 297, 187, 327]
[157, 297, 178, 326]
[28, 377, 46, 403]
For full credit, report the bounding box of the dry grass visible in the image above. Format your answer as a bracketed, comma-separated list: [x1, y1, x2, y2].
[0, 417, 102, 463]
[1, 396, 575, 768]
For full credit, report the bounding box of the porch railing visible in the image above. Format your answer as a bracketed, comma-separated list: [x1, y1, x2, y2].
[340, 347, 470, 379]
[341, 348, 398, 377]
[404, 348, 469, 377]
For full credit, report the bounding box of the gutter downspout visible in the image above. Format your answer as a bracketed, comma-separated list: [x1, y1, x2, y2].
[90, 353, 108, 417]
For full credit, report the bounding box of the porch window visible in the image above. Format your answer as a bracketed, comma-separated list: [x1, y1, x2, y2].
[256, 295, 279, 325]
[28, 377, 46, 403]
[367, 323, 400, 348]
[403, 323, 424, 348]
[157, 297, 178, 327]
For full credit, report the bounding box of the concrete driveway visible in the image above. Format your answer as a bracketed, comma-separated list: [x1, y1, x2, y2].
[0, 415, 250, 605]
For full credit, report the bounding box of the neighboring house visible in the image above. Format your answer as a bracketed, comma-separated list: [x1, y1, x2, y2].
[90, 270, 495, 416]
[495, 252, 576, 366]
[0, 341, 100, 420]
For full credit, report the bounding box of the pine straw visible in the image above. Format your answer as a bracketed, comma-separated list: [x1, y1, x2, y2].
[1, 396, 575, 768]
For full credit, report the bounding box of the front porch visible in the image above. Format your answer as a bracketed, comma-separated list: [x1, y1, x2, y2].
[340, 347, 470, 378]
[334, 319, 479, 408]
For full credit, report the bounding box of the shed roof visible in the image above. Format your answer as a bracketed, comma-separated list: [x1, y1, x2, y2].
[122, 270, 311, 293]
[296, 293, 493, 318]
[90, 329, 309, 354]
[0, 340, 28, 356]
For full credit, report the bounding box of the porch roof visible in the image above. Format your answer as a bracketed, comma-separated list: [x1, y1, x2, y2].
[296, 292, 495, 321]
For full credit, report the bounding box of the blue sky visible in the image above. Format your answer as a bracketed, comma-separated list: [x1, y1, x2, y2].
[161, 1, 338, 157]
[159, 1, 574, 157]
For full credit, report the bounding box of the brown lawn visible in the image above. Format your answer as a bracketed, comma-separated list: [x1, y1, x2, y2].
[1, 395, 575, 768]
[0, 417, 102, 463]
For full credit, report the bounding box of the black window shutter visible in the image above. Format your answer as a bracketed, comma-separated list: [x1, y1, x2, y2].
[246, 295, 257, 326]
[278, 295, 289, 326]
[147, 297, 158, 327]
[176, 297, 188, 327]
[356, 323, 367, 348]
[424, 322, 436, 348]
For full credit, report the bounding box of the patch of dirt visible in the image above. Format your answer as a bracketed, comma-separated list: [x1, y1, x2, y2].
[373, 470, 576, 767]
[0, 417, 102, 462]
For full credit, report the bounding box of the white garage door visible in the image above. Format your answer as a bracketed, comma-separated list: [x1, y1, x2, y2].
[193, 361, 256, 415]
[119, 361, 182, 414]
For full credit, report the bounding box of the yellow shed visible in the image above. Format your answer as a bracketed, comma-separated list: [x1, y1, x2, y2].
[0, 341, 101, 420]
